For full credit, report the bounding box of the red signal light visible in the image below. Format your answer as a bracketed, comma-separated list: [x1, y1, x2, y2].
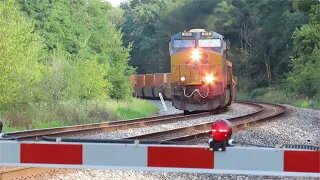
[211, 119, 232, 142]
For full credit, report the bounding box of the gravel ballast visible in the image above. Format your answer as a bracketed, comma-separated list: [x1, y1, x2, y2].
[234, 105, 320, 147]
[71, 102, 257, 139]
[149, 100, 183, 115]
[50, 102, 319, 180]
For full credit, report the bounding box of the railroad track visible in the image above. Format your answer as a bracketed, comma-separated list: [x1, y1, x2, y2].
[0, 101, 281, 179]
[4, 111, 214, 140]
[0, 104, 231, 179]
[124, 102, 286, 142]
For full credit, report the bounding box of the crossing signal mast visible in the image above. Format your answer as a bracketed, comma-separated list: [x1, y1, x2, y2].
[0, 119, 319, 178]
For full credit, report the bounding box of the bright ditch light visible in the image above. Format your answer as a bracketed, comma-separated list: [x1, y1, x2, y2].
[180, 76, 186, 82]
[204, 74, 214, 84]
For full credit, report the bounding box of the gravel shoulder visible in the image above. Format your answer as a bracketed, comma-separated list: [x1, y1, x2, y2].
[50, 102, 320, 180]
[234, 105, 320, 147]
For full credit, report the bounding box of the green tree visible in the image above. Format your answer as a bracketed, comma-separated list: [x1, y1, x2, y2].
[292, 0, 319, 13]
[121, 0, 164, 73]
[19, 0, 134, 100]
[121, 0, 306, 91]
[0, 0, 44, 106]
[287, 3, 320, 97]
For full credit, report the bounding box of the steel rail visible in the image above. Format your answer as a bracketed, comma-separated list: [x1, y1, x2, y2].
[3, 102, 259, 140]
[3, 113, 180, 138]
[124, 102, 286, 142]
[4, 112, 214, 140]
[0, 101, 264, 179]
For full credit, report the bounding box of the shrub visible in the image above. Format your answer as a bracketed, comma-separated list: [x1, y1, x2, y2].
[1, 99, 158, 132]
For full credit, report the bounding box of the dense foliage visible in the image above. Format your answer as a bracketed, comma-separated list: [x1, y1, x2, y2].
[20, 0, 134, 100]
[0, 0, 134, 109]
[121, 0, 319, 105]
[0, 0, 319, 123]
[0, 1, 44, 107]
[0, 0, 160, 131]
[287, 1, 320, 98]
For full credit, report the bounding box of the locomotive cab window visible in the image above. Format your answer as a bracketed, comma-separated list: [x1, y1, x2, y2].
[198, 39, 221, 48]
[173, 40, 196, 48]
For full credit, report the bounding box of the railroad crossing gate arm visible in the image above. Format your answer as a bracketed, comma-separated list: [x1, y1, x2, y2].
[0, 141, 319, 177]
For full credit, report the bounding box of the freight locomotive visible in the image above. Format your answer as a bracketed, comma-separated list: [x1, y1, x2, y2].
[132, 29, 236, 114]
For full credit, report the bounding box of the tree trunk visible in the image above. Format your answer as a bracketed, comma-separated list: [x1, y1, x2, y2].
[264, 49, 272, 85]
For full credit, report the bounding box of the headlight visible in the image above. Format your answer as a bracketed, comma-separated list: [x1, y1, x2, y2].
[205, 74, 214, 84]
[191, 49, 200, 62]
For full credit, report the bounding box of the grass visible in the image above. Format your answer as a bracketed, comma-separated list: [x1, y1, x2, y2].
[116, 100, 159, 119]
[0, 98, 159, 133]
[237, 88, 320, 110]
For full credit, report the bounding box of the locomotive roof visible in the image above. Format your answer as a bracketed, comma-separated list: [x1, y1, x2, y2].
[170, 31, 224, 40]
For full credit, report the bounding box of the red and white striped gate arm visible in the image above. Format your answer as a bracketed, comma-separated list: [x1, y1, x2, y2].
[0, 141, 319, 177]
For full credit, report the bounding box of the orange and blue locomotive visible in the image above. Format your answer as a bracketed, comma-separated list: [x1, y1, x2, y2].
[169, 29, 236, 114]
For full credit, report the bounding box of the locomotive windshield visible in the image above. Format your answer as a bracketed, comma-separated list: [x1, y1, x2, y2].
[172, 39, 221, 48]
[173, 40, 195, 48]
[198, 39, 221, 48]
